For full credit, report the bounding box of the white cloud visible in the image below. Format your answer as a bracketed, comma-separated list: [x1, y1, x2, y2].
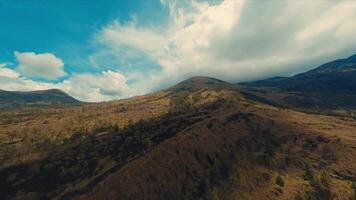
[0, 76, 58, 92]
[0, 62, 131, 102]
[60, 70, 130, 102]
[97, 0, 356, 88]
[0, 63, 19, 78]
[15, 51, 67, 80]
[99, 21, 167, 56]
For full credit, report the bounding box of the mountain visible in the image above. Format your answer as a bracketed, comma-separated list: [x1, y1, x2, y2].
[0, 76, 355, 200]
[243, 54, 356, 94]
[240, 54, 356, 111]
[169, 76, 232, 92]
[0, 89, 81, 110]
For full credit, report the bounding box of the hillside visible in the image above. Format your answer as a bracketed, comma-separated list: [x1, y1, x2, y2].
[74, 101, 356, 200]
[240, 54, 356, 114]
[0, 76, 355, 200]
[242, 54, 356, 94]
[0, 89, 80, 110]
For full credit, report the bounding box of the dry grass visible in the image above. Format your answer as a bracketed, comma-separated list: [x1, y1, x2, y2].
[0, 91, 171, 168]
[1, 80, 355, 200]
[74, 99, 356, 200]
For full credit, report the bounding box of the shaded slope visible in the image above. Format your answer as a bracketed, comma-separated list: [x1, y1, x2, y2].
[74, 101, 356, 200]
[74, 104, 287, 200]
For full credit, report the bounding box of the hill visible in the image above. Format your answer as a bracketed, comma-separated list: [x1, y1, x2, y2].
[0, 76, 355, 200]
[0, 89, 81, 110]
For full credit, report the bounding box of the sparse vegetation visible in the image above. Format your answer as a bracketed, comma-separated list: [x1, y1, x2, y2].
[0, 77, 355, 200]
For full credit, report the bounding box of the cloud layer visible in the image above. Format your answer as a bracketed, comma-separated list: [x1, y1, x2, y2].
[1, 1, 356, 102]
[98, 0, 356, 85]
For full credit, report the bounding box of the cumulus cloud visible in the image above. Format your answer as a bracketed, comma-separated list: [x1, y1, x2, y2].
[1, 50, 133, 101]
[60, 70, 130, 102]
[98, 0, 356, 88]
[15, 51, 67, 80]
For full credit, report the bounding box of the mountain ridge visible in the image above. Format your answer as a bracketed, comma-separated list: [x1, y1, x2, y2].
[241, 54, 356, 94]
[0, 88, 80, 110]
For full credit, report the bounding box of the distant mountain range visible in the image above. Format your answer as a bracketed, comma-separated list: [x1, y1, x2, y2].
[0, 89, 80, 110]
[1, 54, 355, 112]
[240, 54, 356, 111]
[242, 54, 356, 94]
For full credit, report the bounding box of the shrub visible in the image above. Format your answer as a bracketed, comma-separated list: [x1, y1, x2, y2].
[275, 186, 283, 194]
[304, 167, 334, 200]
[352, 181, 356, 200]
[294, 193, 304, 200]
[276, 175, 285, 187]
[304, 163, 316, 184]
[263, 143, 276, 166]
[314, 171, 334, 199]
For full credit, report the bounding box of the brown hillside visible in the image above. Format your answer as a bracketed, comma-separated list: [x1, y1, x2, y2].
[75, 97, 356, 200]
[0, 77, 355, 200]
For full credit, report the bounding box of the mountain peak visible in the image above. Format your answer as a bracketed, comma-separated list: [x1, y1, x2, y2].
[170, 76, 231, 92]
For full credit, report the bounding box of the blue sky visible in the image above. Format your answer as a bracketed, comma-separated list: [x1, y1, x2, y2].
[1, 0, 356, 102]
[0, 0, 167, 75]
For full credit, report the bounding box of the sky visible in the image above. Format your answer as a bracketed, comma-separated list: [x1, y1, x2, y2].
[0, 0, 356, 102]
